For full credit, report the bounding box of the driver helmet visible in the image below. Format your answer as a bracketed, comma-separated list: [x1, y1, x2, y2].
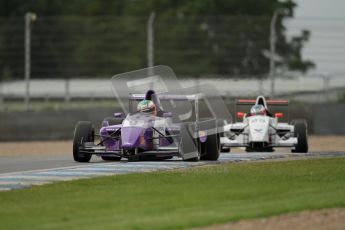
[137, 99, 157, 115]
[250, 104, 266, 116]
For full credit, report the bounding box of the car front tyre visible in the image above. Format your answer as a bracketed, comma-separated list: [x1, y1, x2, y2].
[73, 121, 94, 162]
[291, 119, 308, 153]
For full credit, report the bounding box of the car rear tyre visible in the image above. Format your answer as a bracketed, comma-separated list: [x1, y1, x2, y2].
[200, 133, 220, 160]
[180, 123, 200, 162]
[73, 121, 94, 162]
[199, 120, 220, 161]
[291, 119, 308, 153]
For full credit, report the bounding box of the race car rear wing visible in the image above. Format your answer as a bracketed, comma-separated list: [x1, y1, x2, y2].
[129, 93, 204, 101]
[235, 98, 289, 122]
[236, 99, 289, 106]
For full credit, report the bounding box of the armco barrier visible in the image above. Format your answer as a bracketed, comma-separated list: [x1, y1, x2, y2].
[0, 108, 115, 141]
[0, 104, 344, 141]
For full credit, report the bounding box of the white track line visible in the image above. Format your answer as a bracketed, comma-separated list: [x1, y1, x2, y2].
[1, 152, 344, 191]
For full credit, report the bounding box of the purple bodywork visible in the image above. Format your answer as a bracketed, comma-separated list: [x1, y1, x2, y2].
[75, 92, 216, 160]
[99, 113, 182, 156]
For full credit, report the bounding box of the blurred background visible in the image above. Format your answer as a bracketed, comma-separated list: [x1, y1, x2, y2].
[0, 0, 345, 141]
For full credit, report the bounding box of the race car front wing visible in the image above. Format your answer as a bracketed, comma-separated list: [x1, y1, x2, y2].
[220, 135, 298, 148]
[79, 142, 179, 158]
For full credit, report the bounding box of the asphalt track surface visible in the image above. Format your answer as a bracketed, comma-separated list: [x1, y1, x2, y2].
[1, 152, 345, 191]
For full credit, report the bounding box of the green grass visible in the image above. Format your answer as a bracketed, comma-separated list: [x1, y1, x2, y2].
[1, 158, 345, 230]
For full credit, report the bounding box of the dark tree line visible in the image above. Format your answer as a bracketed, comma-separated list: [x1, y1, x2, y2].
[0, 0, 314, 79]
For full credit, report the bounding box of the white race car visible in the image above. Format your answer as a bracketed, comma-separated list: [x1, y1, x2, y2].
[221, 96, 308, 152]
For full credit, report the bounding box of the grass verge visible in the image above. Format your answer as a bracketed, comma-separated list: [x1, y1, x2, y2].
[0, 158, 344, 229]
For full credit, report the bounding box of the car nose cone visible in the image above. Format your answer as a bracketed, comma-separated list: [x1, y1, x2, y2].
[122, 142, 136, 150]
[121, 127, 144, 150]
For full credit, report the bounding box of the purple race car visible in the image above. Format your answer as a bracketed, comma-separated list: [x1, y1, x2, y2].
[72, 90, 221, 162]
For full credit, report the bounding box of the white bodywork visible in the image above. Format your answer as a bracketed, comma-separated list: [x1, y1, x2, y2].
[221, 116, 297, 148]
[221, 96, 298, 150]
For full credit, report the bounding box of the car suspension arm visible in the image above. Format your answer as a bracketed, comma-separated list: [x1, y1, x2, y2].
[95, 128, 121, 146]
[151, 127, 174, 143]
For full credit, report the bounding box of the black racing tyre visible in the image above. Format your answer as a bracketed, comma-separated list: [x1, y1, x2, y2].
[180, 123, 200, 162]
[101, 156, 122, 161]
[103, 117, 124, 126]
[73, 121, 94, 162]
[200, 133, 220, 160]
[291, 119, 308, 153]
[199, 120, 220, 161]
